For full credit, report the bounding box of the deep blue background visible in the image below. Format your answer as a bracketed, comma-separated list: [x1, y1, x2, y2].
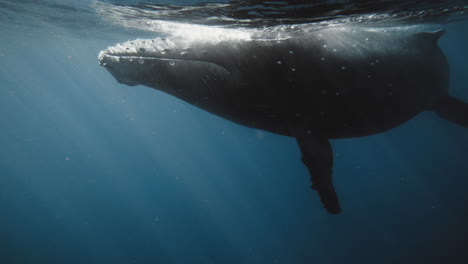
[1, 3, 468, 264]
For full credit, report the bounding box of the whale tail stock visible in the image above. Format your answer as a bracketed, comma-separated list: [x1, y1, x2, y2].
[295, 131, 342, 214]
[434, 95, 468, 128]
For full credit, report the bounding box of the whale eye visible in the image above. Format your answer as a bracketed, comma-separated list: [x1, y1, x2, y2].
[139, 48, 146, 52]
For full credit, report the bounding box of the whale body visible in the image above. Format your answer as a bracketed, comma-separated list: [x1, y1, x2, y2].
[99, 26, 468, 214]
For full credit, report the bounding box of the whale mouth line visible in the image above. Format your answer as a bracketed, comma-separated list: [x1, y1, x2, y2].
[98, 52, 230, 74]
[104, 54, 186, 60]
[98, 51, 204, 64]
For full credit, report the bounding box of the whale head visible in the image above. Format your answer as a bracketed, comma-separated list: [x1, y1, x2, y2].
[98, 37, 235, 103]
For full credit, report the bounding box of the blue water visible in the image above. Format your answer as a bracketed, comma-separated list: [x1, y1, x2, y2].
[1, 1, 468, 263]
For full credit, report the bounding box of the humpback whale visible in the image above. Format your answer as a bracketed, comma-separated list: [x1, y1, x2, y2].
[99, 26, 468, 214]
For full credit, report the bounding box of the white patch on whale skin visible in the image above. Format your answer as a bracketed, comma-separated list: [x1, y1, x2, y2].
[146, 20, 252, 43]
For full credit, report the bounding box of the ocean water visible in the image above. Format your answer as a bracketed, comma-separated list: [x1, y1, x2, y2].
[1, 1, 468, 263]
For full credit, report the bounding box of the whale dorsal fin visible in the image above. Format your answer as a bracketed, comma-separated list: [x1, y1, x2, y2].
[416, 30, 445, 42]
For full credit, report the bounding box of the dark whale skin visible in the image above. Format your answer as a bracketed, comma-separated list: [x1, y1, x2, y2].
[99, 26, 466, 214]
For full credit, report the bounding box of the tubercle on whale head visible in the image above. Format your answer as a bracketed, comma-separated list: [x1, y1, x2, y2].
[98, 38, 189, 61]
[98, 34, 235, 65]
[97, 22, 261, 67]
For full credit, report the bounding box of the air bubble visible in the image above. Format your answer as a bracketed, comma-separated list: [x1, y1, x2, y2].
[323, 44, 327, 48]
[341, 66, 346, 70]
[333, 48, 337, 52]
[277, 60, 282, 65]
[320, 57, 325, 61]
[291, 68, 296, 72]
[289, 50, 294, 54]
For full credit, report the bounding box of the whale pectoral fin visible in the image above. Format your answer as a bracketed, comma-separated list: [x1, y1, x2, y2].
[295, 133, 341, 214]
[435, 95, 468, 128]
